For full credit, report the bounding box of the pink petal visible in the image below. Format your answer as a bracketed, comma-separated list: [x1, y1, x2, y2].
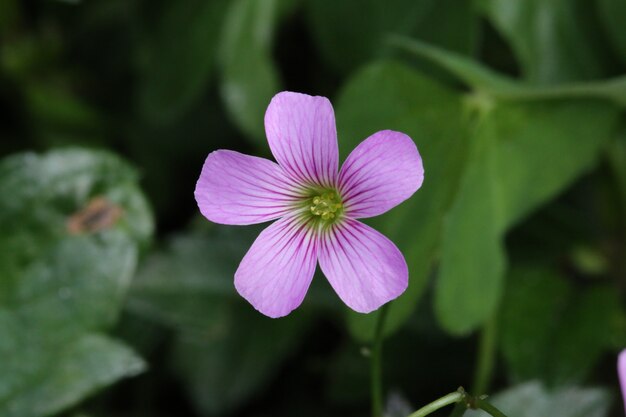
[265, 91, 339, 188]
[617, 349, 626, 411]
[235, 215, 318, 318]
[339, 130, 424, 218]
[195, 150, 303, 225]
[318, 219, 408, 313]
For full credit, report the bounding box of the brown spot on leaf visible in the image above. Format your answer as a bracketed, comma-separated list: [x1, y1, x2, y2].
[67, 196, 123, 234]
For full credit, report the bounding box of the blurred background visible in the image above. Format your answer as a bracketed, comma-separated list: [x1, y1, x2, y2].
[1, 0, 626, 416]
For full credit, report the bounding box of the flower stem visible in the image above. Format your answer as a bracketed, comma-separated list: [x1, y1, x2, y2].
[371, 304, 390, 417]
[474, 398, 508, 417]
[405, 391, 463, 417]
[472, 315, 497, 395]
[447, 402, 467, 417]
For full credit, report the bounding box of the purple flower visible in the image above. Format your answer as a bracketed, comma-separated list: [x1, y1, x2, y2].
[617, 349, 626, 412]
[195, 92, 424, 317]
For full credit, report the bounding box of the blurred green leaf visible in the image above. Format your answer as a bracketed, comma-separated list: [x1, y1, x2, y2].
[436, 98, 619, 335]
[501, 267, 624, 385]
[607, 126, 626, 215]
[172, 306, 303, 416]
[129, 226, 311, 415]
[0, 149, 153, 417]
[410, 0, 478, 56]
[499, 267, 571, 383]
[136, 0, 229, 122]
[435, 117, 506, 335]
[478, 0, 609, 83]
[465, 381, 611, 417]
[24, 83, 106, 147]
[549, 286, 623, 384]
[219, 0, 285, 144]
[335, 61, 469, 341]
[0, 334, 145, 417]
[391, 36, 626, 107]
[128, 228, 255, 327]
[492, 99, 619, 228]
[306, 0, 477, 74]
[598, 0, 626, 66]
[0, 0, 18, 33]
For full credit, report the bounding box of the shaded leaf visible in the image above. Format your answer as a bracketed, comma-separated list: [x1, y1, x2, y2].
[501, 266, 624, 385]
[435, 118, 506, 335]
[136, 0, 229, 122]
[436, 97, 619, 335]
[598, 0, 626, 66]
[0, 335, 145, 417]
[172, 307, 303, 415]
[0, 149, 152, 417]
[465, 381, 611, 417]
[219, 0, 285, 144]
[391, 36, 626, 108]
[478, 0, 609, 83]
[306, 0, 477, 74]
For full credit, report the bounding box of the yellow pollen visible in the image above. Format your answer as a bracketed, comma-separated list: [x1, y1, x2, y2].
[310, 192, 342, 221]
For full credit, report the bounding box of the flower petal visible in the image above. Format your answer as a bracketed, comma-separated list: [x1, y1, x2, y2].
[617, 349, 626, 411]
[265, 91, 339, 187]
[318, 219, 408, 313]
[195, 150, 302, 225]
[235, 215, 318, 318]
[339, 130, 423, 218]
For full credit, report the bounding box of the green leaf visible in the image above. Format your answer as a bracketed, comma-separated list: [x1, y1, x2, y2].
[129, 226, 310, 415]
[0, 334, 145, 417]
[390, 36, 626, 108]
[435, 117, 506, 335]
[478, 0, 609, 83]
[0, 149, 153, 417]
[136, 0, 229, 122]
[334, 61, 470, 340]
[465, 381, 611, 417]
[128, 227, 256, 328]
[306, 0, 477, 74]
[499, 267, 571, 382]
[492, 99, 619, 228]
[219, 0, 285, 144]
[172, 307, 304, 416]
[501, 267, 624, 385]
[435, 98, 619, 334]
[598, 0, 626, 66]
[607, 126, 626, 215]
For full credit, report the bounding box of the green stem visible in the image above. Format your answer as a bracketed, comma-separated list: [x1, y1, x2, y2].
[406, 392, 463, 417]
[472, 315, 497, 395]
[474, 398, 509, 417]
[371, 304, 390, 417]
[447, 402, 467, 417]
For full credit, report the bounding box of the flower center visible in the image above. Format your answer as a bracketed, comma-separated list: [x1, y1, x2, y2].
[309, 192, 342, 221]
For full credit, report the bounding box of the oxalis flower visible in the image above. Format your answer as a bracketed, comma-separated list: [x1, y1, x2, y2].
[617, 349, 626, 413]
[195, 92, 424, 318]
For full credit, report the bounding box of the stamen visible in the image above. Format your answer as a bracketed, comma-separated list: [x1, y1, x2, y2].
[310, 192, 342, 221]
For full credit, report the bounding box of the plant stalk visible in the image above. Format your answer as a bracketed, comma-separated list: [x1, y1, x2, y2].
[371, 304, 390, 417]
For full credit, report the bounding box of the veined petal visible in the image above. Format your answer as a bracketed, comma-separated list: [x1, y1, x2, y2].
[265, 91, 339, 188]
[235, 215, 318, 318]
[318, 219, 408, 313]
[617, 349, 626, 411]
[339, 130, 423, 218]
[195, 150, 302, 225]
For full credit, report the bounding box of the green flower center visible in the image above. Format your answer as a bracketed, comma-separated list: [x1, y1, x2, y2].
[309, 192, 342, 221]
